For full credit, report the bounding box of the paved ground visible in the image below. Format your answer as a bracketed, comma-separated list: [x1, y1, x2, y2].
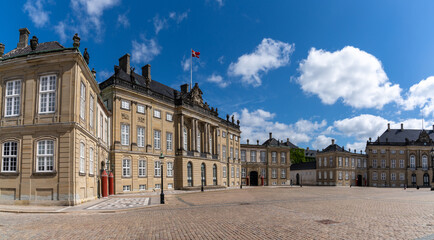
[0, 186, 433, 240]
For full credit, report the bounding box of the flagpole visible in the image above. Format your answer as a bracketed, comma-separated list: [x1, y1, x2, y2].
[190, 48, 192, 92]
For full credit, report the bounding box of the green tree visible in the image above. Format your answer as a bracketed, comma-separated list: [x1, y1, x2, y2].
[290, 148, 305, 164]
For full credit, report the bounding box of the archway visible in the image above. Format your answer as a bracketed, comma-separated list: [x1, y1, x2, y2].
[296, 173, 300, 185]
[250, 171, 258, 186]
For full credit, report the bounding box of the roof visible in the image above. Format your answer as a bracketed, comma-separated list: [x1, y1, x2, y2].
[321, 144, 347, 153]
[262, 138, 298, 148]
[2, 41, 65, 60]
[376, 129, 434, 143]
[290, 161, 316, 170]
[305, 149, 317, 158]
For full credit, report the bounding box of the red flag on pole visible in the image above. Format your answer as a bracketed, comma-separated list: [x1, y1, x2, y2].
[192, 50, 200, 58]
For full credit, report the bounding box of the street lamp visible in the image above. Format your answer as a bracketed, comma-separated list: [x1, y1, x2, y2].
[201, 164, 204, 192]
[430, 148, 434, 191]
[159, 153, 165, 204]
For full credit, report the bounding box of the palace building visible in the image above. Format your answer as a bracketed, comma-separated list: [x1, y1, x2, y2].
[240, 133, 294, 186]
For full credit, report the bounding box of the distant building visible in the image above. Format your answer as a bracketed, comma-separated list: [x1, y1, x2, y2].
[290, 161, 316, 185]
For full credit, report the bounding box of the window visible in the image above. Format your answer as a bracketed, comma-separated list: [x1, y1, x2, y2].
[5, 80, 21, 117]
[381, 159, 386, 168]
[345, 171, 349, 180]
[260, 151, 266, 162]
[187, 162, 193, 186]
[324, 171, 327, 180]
[154, 161, 161, 177]
[318, 171, 322, 179]
[338, 157, 342, 167]
[104, 118, 108, 143]
[213, 164, 217, 185]
[100, 113, 103, 139]
[80, 82, 86, 119]
[230, 147, 234, 160]
[352, 172, 355, 180]
[399, 159, 405, 168]
[217, 144, 220, 159]
[230, 134, 233, 140]
[139, 184, 146, 190]
[241, 168, 246, 178]
[2, 141, 17, 172]
[121, 100, 130, 110]
[37, 140, 54, 172]
[345, 157, 349, 167]
[272, 152, 277, 163]
[391, 159, 396, 168]
[123, 185, 131, 191]
[380, 149, 386, 154]
[399, 150, 404, 154]
[222, 131, 226, 138]
[372, 149, 377, 154]
[272, 169, 277, 178]
[351, 158, 355, 168]
[373, 159, 377, 168]
[235, 136, 238, 141]
[236, 167, 240, 178]
[121, 124, 130, 146]
[209, 137, 212, 154]
[166, 113, 173, 121]
[250, 150, 256, 162]
[381, 172, 386, 181]
[391, 150, 396, 154]
[154, 130, 161, 149]
[217, 130, 220, 136]
[399, 173, 405, 180]
[357, 158, 361, 168]
[80, 142, 85, 173]
[391, 173, 396, 181]
[183, 127, 188, 150]
[122, 159, 130, 177]
[155, 184, 161, 189]
[89, 147, 94, 174]
[197, 131, 201, 152]
[281, 169, 286, 178]
[223, 166, 227, 178]
[39, 75, 56, 113]
[235, 148, 238, 160]
[241, 150, 246, 162]
[168, 183, 173, 189]
[166, 132, 173, 151]
[411, 174, 416, 185]
[329, 157, 333, 167]
[324, 158, 327, 167]
[363, 159, 367, 168]
[338, 171, 342, 180]
[137, 127, 145, 148]
[261, 168, 266, 178]
[410, 155, 416, 168]
[422, 155, 428, 170]
[137, 104, 145, 114]
[167, 162, 173, 177]
[319, 157, 322, 167]
[138, 160, 146, 177]
[153, 109, 161, 118]
[372, 172, 378, 180]
[329, 171, 333, 179]
[89, 95, 94, 128]
[222, 145, 227, 160]
[231, 167, 234, 178]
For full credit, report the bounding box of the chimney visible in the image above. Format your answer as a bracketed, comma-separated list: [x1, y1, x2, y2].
[401, 123, 403, 130]
[354, 149, 356, 153]
[269, 132, 272, 139]
[387, 123, 390, 131]
[257, 140, 259, 145]
[332, 139, 335, 145]
[17, 28, 30, 48]
[287, 138, 289, 143]
[360, 150, 362, 154]
[0, 43, 4, 57]
[349, 148, 351, 152]
[369, 137, 372, 142]
[142, 64, 151, 80]
[247, 139, 249, 145]
[181, 84, 188, 94]
[306, 147, 309, 151]
[119, 54, 131, 75]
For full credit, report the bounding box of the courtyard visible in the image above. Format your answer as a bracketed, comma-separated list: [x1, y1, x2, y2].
[0, 186, 433, 240]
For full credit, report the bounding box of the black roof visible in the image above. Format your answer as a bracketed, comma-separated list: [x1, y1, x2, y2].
[377, 129, 434, 143]
[262, 138, 298, 148]
[321, 144, 347, 153]
[305, 149, 317, 157]
[2, 41, 65, 60]
[290, 161, 316, 170]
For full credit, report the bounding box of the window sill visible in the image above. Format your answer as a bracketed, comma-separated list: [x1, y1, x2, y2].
[89, 174, 95, 177]
[79, 172, 86, 176]
[138, 176, 147, 178]
[32, 171, 57, 177]
[0, 172, 19, 178]
[122, 176, 132, 178]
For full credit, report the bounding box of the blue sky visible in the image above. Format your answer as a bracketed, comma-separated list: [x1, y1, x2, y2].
[3, 0, 434, 152]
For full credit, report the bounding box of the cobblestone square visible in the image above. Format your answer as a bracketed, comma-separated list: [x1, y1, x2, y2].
[0, 186, 433, 240]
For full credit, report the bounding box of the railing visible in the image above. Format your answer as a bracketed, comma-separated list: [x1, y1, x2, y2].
[212, 154, 218, 160]
[200, 152, 207, 158]
[187, 151, 194, 156]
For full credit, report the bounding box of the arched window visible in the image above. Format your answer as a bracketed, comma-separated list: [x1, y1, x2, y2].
[213, 164, 217, 185]
[201, 163, 206, 186]
[422, 155, 428, 170]
[411, 173, 416, 186]
[410, 155, 416, 168]
[2, 141, 18, 172]
[187, 162, 193, 187]
[423, 173, 429, 186]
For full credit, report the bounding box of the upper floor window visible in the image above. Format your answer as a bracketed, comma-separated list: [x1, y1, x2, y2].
[39, 75, 56, 113]
[89, 95, 94, 128]
[338, 157, 342, 167]
[399, 159, 405, 168]
[222, 131, 226, 138]
[410, 155, 416, 168]
[37, 140, 54, 172]
[153, 109, 161, 118]
[372, 149, 377, 154]
[121, 100, 130, 110]
[399, 150, 404, 154]
[137, 104, 145, 114]
[241, 150, 246, 161]
[318, 157, 322, 167]
[281, 152, 286, 164]
[166, 132, 173, 151]
[5, 80, 21, 117]
[138, 160, 146, 177]
[2, 141, 18, 172]
[80, 142, 85, 173]
[230, 147, 234, 159]
[183, 127, 188, 150]
[230, 134, 233, 140]
[324, 158, 327, 167]
[422, 155, 428, 170]
[121, 124, 130, 146]
[380, 149, 386, 154]
[381, 159, 386, 168]
[235, 136, 238, 141]
[272, 152, 277, 163]
[166, 113, 173, 121]
[345, 157, 349, 167]
[80, 82, 86, 119]
[372, 159, 377, 168]
[391, 150, 396, 154]
[250, 150, 256, 162]
[260, 151, 266, 162]
[137, 127, 145, 148]
[154, 130, 161, 149]
[167, 162, 173, 177]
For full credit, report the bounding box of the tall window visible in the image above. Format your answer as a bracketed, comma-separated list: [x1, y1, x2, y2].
[2, 141, 17, 172]
[391, 173, 396, 181]
[222, 145, 227, 160]
[236, 167, 240, 178]
[241, 150, 246, 162]
[250, 150, 256, 162]
[324, 171, 327, 179]
[399, 159, 405, 168]
[351, 158, 355, 168]
[183, 127, 188, 150]
[260, 151, 266, 162]
[329, 157, 333, 167]
[187, 162, 193, 186]
[411, 173, 416, 185]
[338, 157, 342, 167]
[241, 168, 246, 178]
[213, 164, 217, 185]
[197, 131, 201, 152]
[89, 95, 94, 128]
[121, 124, 129, 145]
[37, 140, 54, 172]
[319, 157, 322, 167]
[422, 155, 428, 170]
[230, 147, 234, 160]
[324, 158, 327, 167]
[345, 157, 349, 167]
[272, 152, 277, 163]
[381, 159, 386, 168]
[89, 147, 94, 174]
[80, 142, 85, 173]
[137, 127, 145, 147]
[329, 171, 333, 179]
[166, 132, 173, 151]
[122, 159, 130, 177]
[39, 75, 56, 113]
[154, 161, 161, 177]
[281, 169, 286, 178]
[319, 171, 322, 179]
[261, 168, 266, 177]
[373, 159, 377, 168]
[100, 113, 104, 139]
[272, 169, 277, 178]
[381, 172, 386, 181]
[235, 148, 239, 160]
[201, 163, 206, 185]
[209, 137, 212, 154]
[104, 118, 108, 143]
[281, 152, 286, 164]
[338, 171, 342, 180]
[80, 82, 86, 119]
[357, 159, 361, 168]
[223, 166, 227, 178]
[391, 159, 396, 168]
[167, 162, 173, 177]
[345, 171, 349, 180]
[5, 80, 21, 117]
[138, 160, 146, 177]
[372, 172, 378, 180]
[154, 130, 161, 149]
[410, 155, 416, 168]
[231, 167, 234, 178]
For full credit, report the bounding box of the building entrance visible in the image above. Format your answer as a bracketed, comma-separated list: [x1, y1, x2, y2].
[250, 171, 258, 186]
[357, 175, 362, 186]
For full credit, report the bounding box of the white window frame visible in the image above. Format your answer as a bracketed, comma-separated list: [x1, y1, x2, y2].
[391, 173, 396, 181]
[281, 169, 286, 178]
[272, 169, 277, 179]
[89, 95, 94, 128]
[372, 172, 378, 180]
[272, 152, 277, 163]
[139, 184, 146, 190]
[319, 157, 322, 167]
[329, 171, 333, 179]
[167, 162, 173, 177]
[260, 151, 266, 162]
[197, 130, 201, 152]
[338, 171, 342, 180]
[122, 159, 131, 177]
[281, 152, 286, 164]
[137, 127, 145, 148]
[89, 147, 94, 175]
[154, 130, 161, 149]
[137, 104, 145, 114]
[183, 127, 188, 150]
[121, 100, 130, 110]
[5, 80, 21, 117]
[80, 81, 86, 119]
[166, 132, 173, 151]
[2, 141, 18, 172]
[391, 159, 396, 168]
[153, 109, 161, 118]
[241, 150, 246, 161]
[422, 155, 428, 170]
[138, 160, 146, 177]
[39, 75, 56, 114]
[324, 171, 327, 180]
[154, 161, 161, 177]
[166, 113, 173, 121]
[231, 166, 234, 178]
[123, 185, 131, 191]
[80, 142, 85, 173]
[241, 168, 246, 178]
[36, 140, 54, 172]
[399, 173, 405, 180]
[250, 150, 256, 162]
[381, 159, 386, 168]
[410, 155, 416, 168]
[399, 159, 405, 168]
[223, 166, 227, 178]
[236, 167, 239, 178]
[261, 168, 266, 178]
[121, 124, 130, 146]
[381, 172, 386, 181]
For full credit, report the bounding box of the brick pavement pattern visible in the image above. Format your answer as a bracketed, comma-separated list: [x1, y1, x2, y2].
[86, 197, 150, 210]
[0, 186, 433, 240]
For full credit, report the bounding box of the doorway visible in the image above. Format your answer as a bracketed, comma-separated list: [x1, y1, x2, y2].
[250, 171, 258, 186]
[357, 175, 362, 186]
[296, 173, 300, 185]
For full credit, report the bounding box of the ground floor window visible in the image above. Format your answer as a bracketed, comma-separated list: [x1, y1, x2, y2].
[155, 184, 161, 189]
[168, 183, 173, 189]
[123, 185, 131, 191]
[139, 185, 146, 190]
[423, 173, 429, 186]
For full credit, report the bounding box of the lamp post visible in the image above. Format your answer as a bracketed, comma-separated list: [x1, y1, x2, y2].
[430, 148, 434, 191]
[201, 164, 204, 192]
[159, 153, 165, 204]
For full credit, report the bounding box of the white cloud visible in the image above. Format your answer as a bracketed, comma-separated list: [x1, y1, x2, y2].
[131, 37, 161, 64]
[98, 70, 112, 82]
[403, 76, 434, 117]
[346, 141, 366, 153]
[54, 22, 68, 43]
[154, 11, 189, 35]
[215, 0, 224, 7]
[153, 15, 167, 34]
[296, 46, 402, 109]
[228, 38, 294, 87]
[169, 11, 189, 24]
[23, 0, 50, 28]
[218, 56, 224, 64]
[71, 0, 119, 17]
[312, 135, 334, 150]
[207, 74, 229, 88]
[117, 13, 130, 28]
[233, 108, 326, 146]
